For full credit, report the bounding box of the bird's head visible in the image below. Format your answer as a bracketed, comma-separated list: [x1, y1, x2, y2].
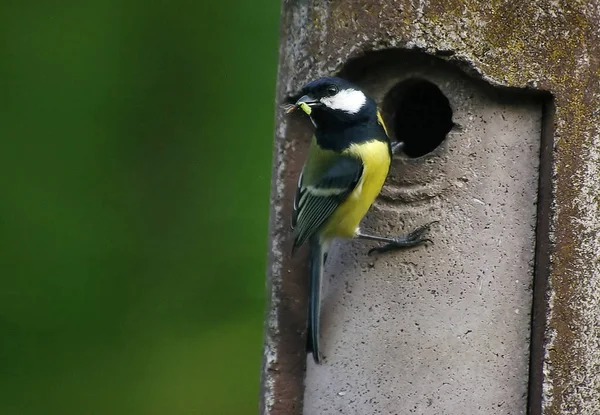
[287, 77, 377, 128]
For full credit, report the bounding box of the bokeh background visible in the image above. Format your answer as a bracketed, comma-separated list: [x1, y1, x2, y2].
[0, 1, 279, 413]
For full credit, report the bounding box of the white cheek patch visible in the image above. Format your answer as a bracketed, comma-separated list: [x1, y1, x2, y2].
[320, 89, 367, 114]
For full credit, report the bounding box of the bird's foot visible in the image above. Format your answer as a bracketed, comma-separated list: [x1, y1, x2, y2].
[368, 221, 438, 255]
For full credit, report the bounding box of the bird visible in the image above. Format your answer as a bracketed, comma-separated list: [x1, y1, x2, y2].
[286, 77, 436, 364]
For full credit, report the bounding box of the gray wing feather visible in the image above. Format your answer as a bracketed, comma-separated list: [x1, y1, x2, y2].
[292, 156, 363, 249]
[291, 168, 304, 229]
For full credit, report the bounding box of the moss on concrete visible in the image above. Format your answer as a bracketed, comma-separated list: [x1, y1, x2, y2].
[267, 1, 600, 414]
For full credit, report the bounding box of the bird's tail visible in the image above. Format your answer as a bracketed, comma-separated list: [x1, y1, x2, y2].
[307, 237, 324, 364]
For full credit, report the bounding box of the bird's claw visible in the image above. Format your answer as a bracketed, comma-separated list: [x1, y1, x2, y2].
[368, 221, 438, 255]
[407, 221, 439, 240]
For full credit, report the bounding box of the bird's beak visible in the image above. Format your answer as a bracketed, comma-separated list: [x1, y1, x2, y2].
[293, 95, 320, 115]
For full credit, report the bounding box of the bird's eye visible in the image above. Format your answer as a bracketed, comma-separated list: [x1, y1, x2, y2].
[326, 85, 338, 96]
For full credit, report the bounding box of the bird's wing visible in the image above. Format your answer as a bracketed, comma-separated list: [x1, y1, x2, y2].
[292, 155, 363, 249]
[291, 168, 304, 230]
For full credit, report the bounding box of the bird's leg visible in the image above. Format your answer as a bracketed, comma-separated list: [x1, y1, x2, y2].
[357, 221, 438, 255]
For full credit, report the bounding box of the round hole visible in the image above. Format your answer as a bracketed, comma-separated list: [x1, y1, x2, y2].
[383, 79, 454, 158]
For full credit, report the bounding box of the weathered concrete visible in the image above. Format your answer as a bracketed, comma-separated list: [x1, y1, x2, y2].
[262, 2, 600, 415]
[302, 56, 542, 415]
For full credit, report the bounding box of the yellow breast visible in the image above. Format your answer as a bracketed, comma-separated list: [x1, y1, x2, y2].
[320, 140, 391, 240]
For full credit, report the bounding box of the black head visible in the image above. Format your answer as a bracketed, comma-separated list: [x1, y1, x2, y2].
[294, 77, 378, 129]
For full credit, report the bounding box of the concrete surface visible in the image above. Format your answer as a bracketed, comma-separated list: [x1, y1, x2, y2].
[262, 2, 600, 415]
[302, 58, 541, 415]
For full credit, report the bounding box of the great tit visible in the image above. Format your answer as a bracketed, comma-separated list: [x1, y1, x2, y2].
[287, 77, 435, 364]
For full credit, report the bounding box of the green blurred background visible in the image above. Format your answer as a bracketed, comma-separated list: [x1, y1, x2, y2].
[0, 1, 279, 413]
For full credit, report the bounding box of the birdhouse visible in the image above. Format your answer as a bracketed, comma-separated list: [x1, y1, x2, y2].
[262, 2, 600, 415]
